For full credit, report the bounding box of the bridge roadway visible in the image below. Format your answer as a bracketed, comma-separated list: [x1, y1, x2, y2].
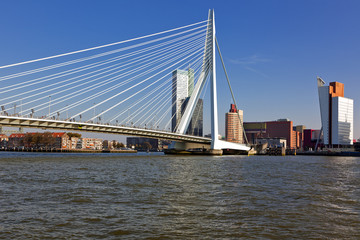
[0, 116, 211, 144]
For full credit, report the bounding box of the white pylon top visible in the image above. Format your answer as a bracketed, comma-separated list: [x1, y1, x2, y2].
[176, 9, 250, 151]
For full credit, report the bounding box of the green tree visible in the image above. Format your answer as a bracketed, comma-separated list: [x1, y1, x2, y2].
[32, 133, 42, 148]
[143, 142, 152, 151]
[24, 133, 34, 147]
[103, 140, 109, 149]
[67, 132, 82, 139]
[42, 132, 55, 148]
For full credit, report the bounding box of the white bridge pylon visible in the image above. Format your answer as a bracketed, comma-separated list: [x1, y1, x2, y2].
[175, 10, 250, 151]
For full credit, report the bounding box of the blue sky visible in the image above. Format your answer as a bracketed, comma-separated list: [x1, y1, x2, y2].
[0, 0, 359, 140]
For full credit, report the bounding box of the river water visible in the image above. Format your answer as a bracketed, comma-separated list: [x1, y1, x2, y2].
[0, 152, 359, 239]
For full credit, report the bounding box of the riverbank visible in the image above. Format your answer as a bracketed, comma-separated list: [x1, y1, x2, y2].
[0, 148, 137, 153]
[297, 151, 360, 157]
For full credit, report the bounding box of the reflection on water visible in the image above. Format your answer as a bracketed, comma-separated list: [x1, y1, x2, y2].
[0, 153, 359, 239]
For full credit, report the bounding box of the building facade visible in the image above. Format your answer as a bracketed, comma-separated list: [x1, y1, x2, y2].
[244, 119, 303, 149]
[80, 138, 103, 150]
[172, 69, 191, 131]
[52, 132, 69, 149]
[303, 129, 323, 150]
[225, 104, 243, 144]
[8, 133, 25, 148]
[126, 137, 159, 151]
[0, 134, 8, 148]
[181, 97, 203, 136]
[317, 78, 353, 146]
[171, 68, 203, 136]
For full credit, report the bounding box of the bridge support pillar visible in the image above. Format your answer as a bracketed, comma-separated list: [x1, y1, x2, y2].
[166, 141, 222, 155]
[168, 141, 210, 151]
[168, 141, 187, 151]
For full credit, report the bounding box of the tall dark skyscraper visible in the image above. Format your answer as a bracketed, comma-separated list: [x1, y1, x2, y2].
[181, 97, 203, 136]
[171, 68, 203, 136]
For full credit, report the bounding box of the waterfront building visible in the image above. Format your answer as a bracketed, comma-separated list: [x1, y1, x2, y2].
[317, 78, 353, 146]
[293, 125, 306, 149]
[0, 134, 8, 148]
[8, 133, 25, 148]
[52, 132, 69, 149]
[0, 134, 8, 141]
[126, 137, 159, 151]
[244, 119, 303, 149]
[255, 137, 286, 148]
[303, 129, 323, 150]
[70, 137, 81, 149]
[225, 104, 244, 144]
[266, 120, 295, 149]
[79, 138, 103, 150]
[4, 132, 107, 150]
[243, 122, 266, 144]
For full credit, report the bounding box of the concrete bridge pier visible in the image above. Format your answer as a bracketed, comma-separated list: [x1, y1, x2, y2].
[165, 141, 222, 155]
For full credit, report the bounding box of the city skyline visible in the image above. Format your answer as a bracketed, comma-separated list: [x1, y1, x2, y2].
[0, 0, 359, 140]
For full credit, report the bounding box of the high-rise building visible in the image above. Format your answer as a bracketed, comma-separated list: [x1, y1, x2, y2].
[317, 78, 353, 146]
[181, 98, 203, 136]
[225, 104, 243, 144]
[188, 68, 194, 96]
[171, 68, 199, 134]
[172, 69, 189, 131]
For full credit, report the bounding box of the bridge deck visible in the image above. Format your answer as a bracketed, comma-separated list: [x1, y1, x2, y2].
[0, 116, 211, 144]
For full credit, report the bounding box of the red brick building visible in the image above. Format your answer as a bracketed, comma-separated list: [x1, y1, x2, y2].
[8, 132, 69, 149]
[244, 119, 304, 149]
[225, 104, 244, 144]
[303, 129, 323, 150]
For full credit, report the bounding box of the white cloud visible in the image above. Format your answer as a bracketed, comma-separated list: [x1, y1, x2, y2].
[229, 55, 271, 65]
[228, 55, 271, 78]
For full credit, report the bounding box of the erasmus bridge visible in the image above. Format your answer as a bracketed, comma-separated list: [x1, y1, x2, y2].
[0, 10, 250, 153]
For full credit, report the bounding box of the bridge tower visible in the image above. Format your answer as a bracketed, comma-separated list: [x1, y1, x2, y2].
[173, 9, 250, 153]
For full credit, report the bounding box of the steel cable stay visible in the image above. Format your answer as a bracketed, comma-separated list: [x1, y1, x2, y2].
[164, 49, 212, 132]
[110, 51, 207, 124]
[164, 60, 208, 133]
[1, 36, 205, 109]
[215, 37, 248, 145]
[166, 54, 212, 132]
[172, 58, 211, 133]
[160, 44, 212, 131]
[0, 29, 206, 95]
[25, 44, 204, 121]
[52, 44, 205, 121]
[131, 55, 205, 127]
[82, 47, 205, 122]
[135, 59, 205, 127]
[186, 65, 210, 135]
[16, 39, 205, 116]
[0, 24, 207, 82]
[136, 50, 209, 128]
[0, 20, 208, 70]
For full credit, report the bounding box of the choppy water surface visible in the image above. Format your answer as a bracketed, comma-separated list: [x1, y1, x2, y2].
[0, 152, 359, 239]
